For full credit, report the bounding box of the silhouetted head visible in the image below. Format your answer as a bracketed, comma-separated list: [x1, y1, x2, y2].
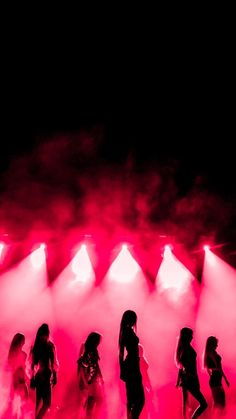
[8, 333, 25, 359]
[84, 332, 102, 353]
[10, 333, 25, 349]
[206, 336, 218, 351]
[121, 310, 137, 329]
[204, 336, 218, 368]
[119, 310, 137, 348]
[32, 324, 51, 362]
[180, 327, 193, 344]
[176, 327, 193, 365]
[36, 323, 50, 342]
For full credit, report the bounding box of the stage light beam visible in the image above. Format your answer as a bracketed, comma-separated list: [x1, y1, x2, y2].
[158, 249, 194, 301]
[71, 244, 94, 282]
[109, 244, 140, 283]
[30, 244, 46, 269]
[0, 242, 5, 262]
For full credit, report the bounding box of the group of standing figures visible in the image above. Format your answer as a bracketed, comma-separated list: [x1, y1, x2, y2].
[6, 311, 230, 419]
[175, 327, 229, 418]
[120, 312, 230, 419]
[7, 324, 58, 419]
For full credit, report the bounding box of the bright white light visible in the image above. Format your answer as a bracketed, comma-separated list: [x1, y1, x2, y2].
[0, 242, 5, 262]
[204, 248, 216, 266]
[109, 245, 140, 283]
[30, 244, 46, 269]
[164, 245, 173, 258]
[71, 244, 94, 283]
[158, 251, 193, 302]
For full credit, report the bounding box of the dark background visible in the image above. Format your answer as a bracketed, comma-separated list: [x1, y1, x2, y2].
[1, 11, 235, 273]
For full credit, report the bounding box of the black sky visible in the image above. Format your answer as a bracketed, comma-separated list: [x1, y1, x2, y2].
[2, 63, 234, 198]
[1, 15, 235, 267]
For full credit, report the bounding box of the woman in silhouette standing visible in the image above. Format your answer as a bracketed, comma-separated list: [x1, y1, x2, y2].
[119, 310, 145, 419]
[204, 336, 229, 415]
[30, 323, 58, 419]
[77, 331, 104, 418]
[8, 333, 28, 417]
[176, 327, 207, 419]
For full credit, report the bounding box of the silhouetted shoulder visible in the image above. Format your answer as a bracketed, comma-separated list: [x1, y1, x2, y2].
[48, 341, 56, 354]
[123, 327, 138, 344]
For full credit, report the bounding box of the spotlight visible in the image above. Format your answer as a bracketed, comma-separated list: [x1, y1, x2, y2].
[30, 244, 46, 269]
[163, 244, 173, 258]
[71, 244, 93, 282]
[109, 243, 139, 282]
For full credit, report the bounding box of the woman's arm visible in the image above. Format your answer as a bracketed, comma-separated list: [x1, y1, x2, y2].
[119, 343, 124, 369]
[206, 353, 217, 375]
[176, 368, 182, 387]
[30, 348, 36, 375]
[52, 345, 59, 371]
[50, 343, 59, 386]
[213, 353, 230, 386]
[119, 343, 127, 381]
[222, 370, 230, 386]
[219, 360, 230, 386]
[77, 360, 88, 389]
[206, 367, 213, 376]
[29, 349, 37, 389]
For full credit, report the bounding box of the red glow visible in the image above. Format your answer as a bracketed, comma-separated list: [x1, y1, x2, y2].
[0, 242, 4, 262]
[109, 244, 140, 282]
[30, 244, 46, 269]
[71, 244, 94, 283]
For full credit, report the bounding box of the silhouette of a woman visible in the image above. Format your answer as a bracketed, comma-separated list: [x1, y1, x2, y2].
[77, 331, 104, 418]
[176, 327, 207, 419]
[8, 333, 28, 417]
[31, 323, 58, 419]
[204, 336, 229, 413]
[119, 310, 145, 419]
